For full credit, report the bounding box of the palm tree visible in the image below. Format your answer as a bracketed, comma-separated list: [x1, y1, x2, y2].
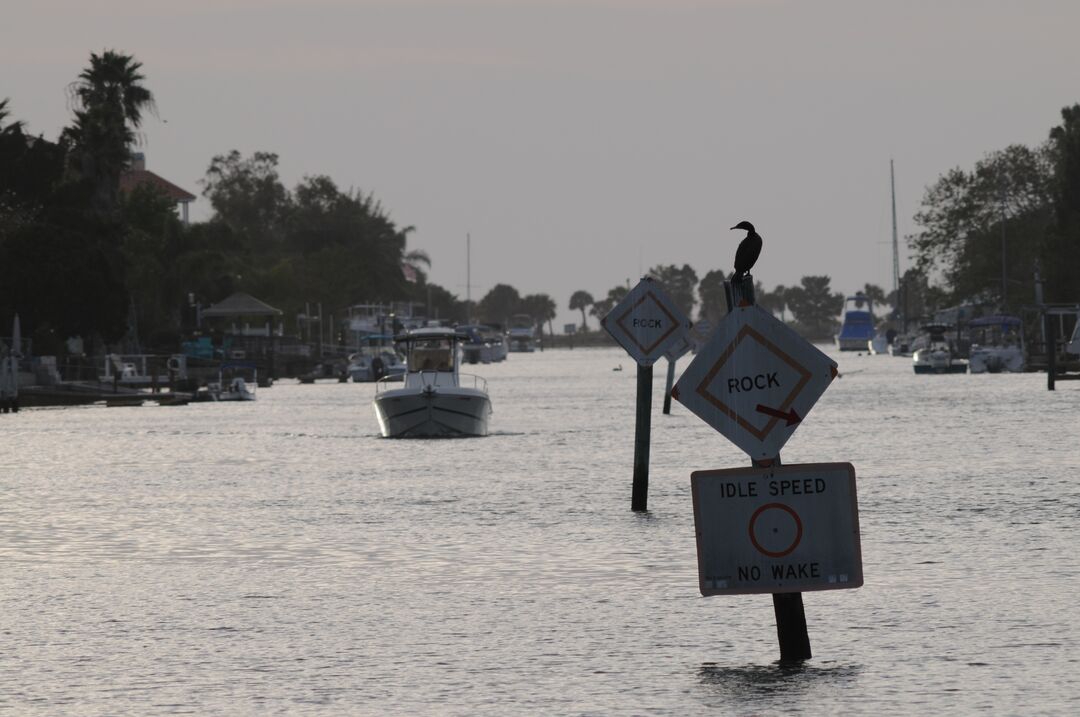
[569, 290, 594, 331]
[0, 98, 24, 136]
[401, 228, 431, 284]
[64, 50, 156, 215]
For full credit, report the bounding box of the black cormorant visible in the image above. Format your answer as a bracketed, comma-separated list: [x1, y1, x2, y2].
[730, 221, 762, 280]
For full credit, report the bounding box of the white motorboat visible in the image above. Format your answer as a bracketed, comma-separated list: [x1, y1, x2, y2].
[912, 324, 968, 374]
[459, 324, 508, 364]
[507, 314, 538, 352]
[968, 315, 1025, 373]
[373, 328, 492, 438]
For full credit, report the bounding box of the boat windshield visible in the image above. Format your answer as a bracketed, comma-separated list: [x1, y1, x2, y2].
[407, 337, 455, 372]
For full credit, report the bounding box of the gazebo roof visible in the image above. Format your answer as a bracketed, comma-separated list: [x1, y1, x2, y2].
[202, 292, 283, 318]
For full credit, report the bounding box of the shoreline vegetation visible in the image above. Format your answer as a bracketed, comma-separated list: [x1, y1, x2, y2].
[2, 51, 1078, 359]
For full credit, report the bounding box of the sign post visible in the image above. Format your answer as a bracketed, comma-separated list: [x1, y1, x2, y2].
[662, 336, 691, 415]
[601, 276, 691, 511]
[674, 275, 858, 661]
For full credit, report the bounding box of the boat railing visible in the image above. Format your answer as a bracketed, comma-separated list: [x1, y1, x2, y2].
[374, 370, 487, 394]
[457, 373, 488, 392]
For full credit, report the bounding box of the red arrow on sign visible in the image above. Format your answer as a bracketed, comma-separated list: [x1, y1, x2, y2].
[755, 404, 801, 426]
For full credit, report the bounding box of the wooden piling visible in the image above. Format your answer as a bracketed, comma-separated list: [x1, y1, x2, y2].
[662, 357, 676, 415]
[1047, 313, 1057, 391]
[632, 363, 653, 511]
[773, 592, 813, 661]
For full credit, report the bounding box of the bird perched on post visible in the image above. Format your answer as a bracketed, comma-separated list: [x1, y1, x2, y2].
[730, 221, 762, 281]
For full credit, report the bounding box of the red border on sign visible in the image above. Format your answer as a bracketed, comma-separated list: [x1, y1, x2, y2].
[693, 324, 812, 440]
[748, 502, 803, 558]
[613, 291, 679, 356]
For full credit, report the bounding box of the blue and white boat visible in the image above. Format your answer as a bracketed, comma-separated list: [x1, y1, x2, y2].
[834, 292, 877, 351]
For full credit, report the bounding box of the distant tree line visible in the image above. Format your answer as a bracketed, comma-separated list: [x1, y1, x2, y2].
[0, 50, 563, 354]
[568, 264, 881, 342]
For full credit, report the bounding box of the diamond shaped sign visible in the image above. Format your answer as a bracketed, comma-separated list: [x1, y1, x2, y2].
[601, 277, 691, 366]
[672, 305, 837, 459]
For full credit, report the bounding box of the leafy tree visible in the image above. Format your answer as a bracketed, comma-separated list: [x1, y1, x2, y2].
[201, 150, 290, 255]
[911, 144, 1054, 308]
[758, 283, 788, 321]
[520, 293, 556, 333]
[887, 268, 948, 327]
[477, 283, 521, 327]
[1046, 104, 1080, 301]
[784, 275, 843, 340]
[648, 264, 698, 318]
[589, 285, 629, 323]
[422, 283, 467, 324]
[119, 182, 186, 344]
[569, 290, 594, 330]
[697, 269, 727, 324]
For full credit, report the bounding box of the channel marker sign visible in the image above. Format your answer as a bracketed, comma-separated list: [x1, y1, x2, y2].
[601, 277, 691, 366]
[672, 305, 837, 460]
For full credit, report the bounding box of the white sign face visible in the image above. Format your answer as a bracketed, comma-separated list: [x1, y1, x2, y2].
[691, 462, 862, 595]
[601, 277, 691, 366]
[671, 305, 837, 459]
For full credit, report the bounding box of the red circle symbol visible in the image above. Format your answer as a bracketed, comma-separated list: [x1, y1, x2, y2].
[748, 502, 803, 558]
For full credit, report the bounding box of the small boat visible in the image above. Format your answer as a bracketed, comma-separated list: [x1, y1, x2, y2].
[912, 324, 968, 374]
[889, 332, 915, 357]
[346, 334, 407, 382]
[835, 292, 878, 351]
[507, 314, 538, 352]
[372, 328, 492, 438]
[206, 363, 257, 400]
[968, 315, 1025, 373]
[458, 324, 508, 364]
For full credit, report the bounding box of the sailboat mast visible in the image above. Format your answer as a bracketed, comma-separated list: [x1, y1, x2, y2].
[466, 233, 472, 322]
[890, 159, 900, 298]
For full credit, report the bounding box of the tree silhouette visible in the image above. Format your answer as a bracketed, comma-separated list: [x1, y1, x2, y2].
[697, 269, 727, 323]
[569, 290, 594, 331]
[64, 50, 156, 216]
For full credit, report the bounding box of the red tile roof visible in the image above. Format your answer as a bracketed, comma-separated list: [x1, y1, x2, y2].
[119, 169, 196, 202]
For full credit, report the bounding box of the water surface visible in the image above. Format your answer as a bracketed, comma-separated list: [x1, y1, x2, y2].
[2, 347, 1079, 714]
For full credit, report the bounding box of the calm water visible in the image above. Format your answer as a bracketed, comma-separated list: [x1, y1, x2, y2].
[2, 347, 1079, 715]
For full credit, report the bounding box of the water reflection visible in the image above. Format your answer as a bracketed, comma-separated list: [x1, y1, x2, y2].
[697, 660, 861, 706]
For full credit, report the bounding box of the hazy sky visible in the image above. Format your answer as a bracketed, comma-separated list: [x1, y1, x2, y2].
[5, 0, 1078, 328]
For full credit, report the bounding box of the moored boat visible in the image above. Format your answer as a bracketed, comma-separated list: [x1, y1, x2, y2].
[912, 324, 967, 374]
[206, 363, 257, 400]
[835, 293, 878, 351]
[968, 315, 1025, 373]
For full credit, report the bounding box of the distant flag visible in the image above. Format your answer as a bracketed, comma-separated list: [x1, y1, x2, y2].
[401, 263, 418, 283]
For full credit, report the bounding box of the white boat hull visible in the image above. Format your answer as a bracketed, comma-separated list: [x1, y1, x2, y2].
[373, 385, 491, 438]
[969, 346, 1024, 373]
[913, 349, 967, 374]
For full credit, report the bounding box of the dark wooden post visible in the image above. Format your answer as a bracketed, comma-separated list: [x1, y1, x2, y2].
[662, 357, 677, 415]
[1047, 312, 1057, 391]
[730, 276, 812, 661]
[773, 592, 812, 661]
[632, 363, 653, 511]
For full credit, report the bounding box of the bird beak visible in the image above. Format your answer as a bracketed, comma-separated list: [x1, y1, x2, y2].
[730, 225, 739, 230]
